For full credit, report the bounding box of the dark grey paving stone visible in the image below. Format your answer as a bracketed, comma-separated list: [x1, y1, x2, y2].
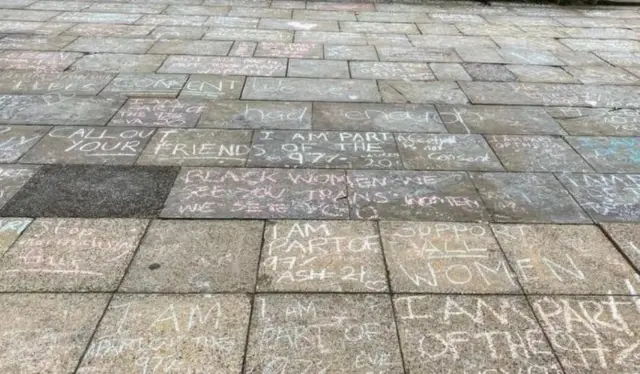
[78, 294, 251, 374]
[351, 61, 434, 81]
[246, 294, 403, 374]
[487, 135, 592, 172]
[158, 56, 287, 77]
[287, 59, 349, 79]
[0, 165, 38, 209]
[463, 63, 517, 82]
[179, 75, 244, 100]
[0, 94, 124, 125]
[70, 53, 167, 73]
[531, 295, 640, 373]
[558, 173, 640, 222]
[324, 44, 378, 61]
[1, 164, 179, 218]
[137, 128, 252, 166]
[0, 218, 147, 291]
[347, 170, 487, 221]
[545, 107, 640, 136]
[109, 98, 208, 128]
[0, 125, 48, 162]
[602, 223, 640, 269]
[248, 130, 401, 169]
[21, 126, 154, 165]
[0, 294, 108, 374]
[243, 77, 380, 102]
[395, 295, 562, 374]
[121, 220, 262, 292]
[254, 41, 323, 59]
[0, 70, 114, 95]
[161, 167, 348, 219]
[376, 46, 461, 63]
[380, 222, 519, 293]
[471, 172, 590, 223]
[0, 50, 81, 72]
[566, 136, 640, 173]
[199, 100, 311, 130]
[148, 40, 232, 55]
[0, 217, 31, 256]
[101, 74, 188, 97]
[258, 220, 388, 292]
[379, 81, 468, 104]
[396, 133, 503, 171]
[313, 103, 445, 132]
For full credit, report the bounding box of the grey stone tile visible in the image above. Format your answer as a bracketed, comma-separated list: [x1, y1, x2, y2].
[463, 63, 516, 82]
[348, 170, 487, 221]
[258, 220, 388, 291]
[0, 218, 147, 292]
[578, 8, 640, 18]
[546, 107, 640, 136]
[109, 98, 208, 128]
[429, 63, 472, 81]
[71, 53, 166, 73]
[248, 130, 401, 169]
[64, 23, 154, 38]
[228, 41, 256, 57]
[179, 75, 244, 100]
[246, 295, 402, 373]
[556, 17, 629, 28]
[158, 56, 287, 77]
[562, 38, 640, 52]
[199, 100, 311, 129]
[0, 9, 59, 21]
[456, 23, 522, 36]
[397, 133, 502, 171]
[0, 125, 48, 162]
[415, 23, 461, 35]
[485, 15, 560, 26]
[293, 9, 356, 21]
[149, 26, 207, 40]
[242, 77, 380, 102]
[121, 220, 261, 292]
[313, 103, 445, 133]
[229, 6, 290, 18]
[255, 42, 322, 59]
[0, 50, 81, 71]
[0, 165, 37, 209]
[0, 94, 124, 125]
[259, 18, 338, 31]
[488, 135, 591, 172]
[519, 25, 568, 38]
[381, 222, 519, 293]
[395, 295, 562, 373]
[602, 223, 640, 269]
[340, 21, 419, 34]
[0, 70, 114, 95]
[163, 4, 229, 15]
[0, 34, 75, 50]
[325, 44, 377, 61]
[409, 35, 497, 49]
[507, 65, 577, 83]
[494, 36, 569, 52]
[0, 20, 42, 33]
[364, 33, 412, 47]
[625, 66, 640, 80]
[455, 47, 505, 64]
[63, 37, 153, 54]
[379, 81, 468, 104]
[494, 224, 637, 295]
[136, 14, 207, 26]
[272, 0, 305, 9]
[553, 50, 607, 66]
[0, 294, 108, 374]
[288, 59, 349, 78]
[161, 167, 348, 219]
[471, 172, 590, 223]
[137, 128, 251, 166]
[0, 218, 30, 256]
[377, 46, 461, 63]
[358, 12, 429, 23]
[295, 30, 365, 45]
[29, 0, 90, 11]
[430, 13, 486, 23]
[565, 65, 639, 85]
[86, 3, 166, 14]
[350, 61, 434, 81]
[204, 27, 292, 42]
[562, 27, 638, 40]
[101, 74, 186, 97]
[54, 11, 140, 24]
[78, 294, 251, 374]
[16, 157, 172, 216]
[203, 16, 258, 28]
[206, 0, 267, 5]
[595, 51, 640, 67]
[566, 136, 640, 173]
[148, 40, 232, 55]
[21, 126, 154, 164]
[307, 2, 374, 11]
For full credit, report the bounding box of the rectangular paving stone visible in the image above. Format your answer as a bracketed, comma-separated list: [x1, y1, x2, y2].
[324, 44, 377, 61]
[248, 130, 401, 169]
[179, 75, 244, 100]
[562, 27, 638, 40]
[164, 4, 229, 15]
[546, 107, 640, 136]
[109, 98, 208, 128]
[63, 37, 153, 53]
[396, 133, 503, 171]
[595, 51, 640, 67]
[307, 2, 374, 11]
[0, 165, 37, 209]
[429, 62, 472, 81]
[471, 172, 590, 223]
[351, 61, 434, 81]
[246, 294, 403, 373]
[416, 23, 461, 35]
[553, 50, 607, 66]
[136, 14, 207, 26]
[531, 296, 640, 373]
[0, 70, 113, 95]
[0, 50, 81, 71]
[258, 220, 388, 292]
[463, 63, 517, 82]
[381, 222, 519, 293]
[71, 53, 166, 73]
[0, 125, 48, 162]
[493, 36, 569, 52]
[357, 11, 428, 23]
[409, 35, 498, 49]
[0, 218, 30, 255]
[499, 48, 564, 65]
[507, 64, 577, 83]
[348, 170, 487, 221]
[259, 18, 338, 31]
[137, 128, 251, 166]
[0, 164, 179, 218]
[379, 81, 468, 104]
[0, 35, 75, 50]
[158, 56, 287, 77]
[78, 294, 251, 374]
[0, 94, 124, 125]
[121, 220, 261, 292]
[377, 46, 461, 62]
[295, 30, 366, 45]
[54, 11, 140, 24]
[430, 13, 486, 23]
[63, 23, 154, 37]
[0, 294, 108, 374]
[364, 33, 412, 47]
[561, 38, 640, 52]
[243, 77, 380, 102]
[0, 218, 147, 292]
[556, 17, 628, 28]
[456, 23, 522, 36]
[86, 3, 165, 14]
[288, 59, 349, 78]
[199, 100, 311, 129]
[255, 42, 322, 59]
[229, 6, 290, 18]
[313, 103, 445, 132]
[566, 65, 639, 85]
[340, 20, 419, 34]
[455, 47, 505, 64]
[101, 73, 187, 97]
[0, 9, 57, 21]
[293, 9, 357, 21]
[162, 167, 349, 219]
[203, 16, 258, 28]
[395, 295, 562, 373]
[494, 224, 637, 295]
[147, 40, 232, 56]
[149, 26, 207, 40]
[204, 27, 292, 42]
[21, 126, 154, 164]
[602, 223, 640, 269]
[566, 137, 640, 173]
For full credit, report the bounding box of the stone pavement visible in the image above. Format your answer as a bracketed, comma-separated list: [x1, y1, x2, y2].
[0, 0, 640, 373]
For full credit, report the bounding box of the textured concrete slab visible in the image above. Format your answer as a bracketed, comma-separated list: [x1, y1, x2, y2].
[159, 56, 287, 77]
[204, 16, 258, 28]
[109, 98, 207, 128]
[288, 59, 349, 78]
[179, 75, 244, 100]
[1, 164, 178, 218]
[64, 37, 153, 54]
[148, 40, 232, 56]
[0, 217, 30, 255]
[379, 81, 468, 104]
[255, 42, 323, 59]
[259, 18, 337, 31]
[0, 35, 75, 50]
[149, 25, 207, 40]
[566, 136, 640, 173]
[0, 165, 38, 209]
[162, 167, 349, 219]
[64, 23, 154, 37]
[101, 74, 187, 97]
[243, 77, 380, 102]
[204, 27, 292, 42]
[199, 100, 311, 129]
[351, 61, 434, 81]
[258, 220, 387, 292]
[602, 223, 640, 269]
[429, 62, 472, 81]
[71, 53, 167, 73]
[376, 46, 461, 63]
[245, 294, 403, 373]
[507, 64, 577, 83]
[565, 65, 639, 85]
[0, 50, 81, 71]
[0, 70, 114, 95]
[545, 107, 640, 136]
[463, 63, 516, 82]
[0, 125, 48, 162]
[325, 44, 377, 61]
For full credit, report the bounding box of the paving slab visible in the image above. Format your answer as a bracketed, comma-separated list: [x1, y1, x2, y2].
[199, 100, 311, 129]
[545, 107, 640, 136]
[0, 50, 81, 71]
[121, 220, 262, 292]
[161, 167, 349, 219]
[164, 5, 229, 15]
[470, 172, 590, 223]
[54, 11, 140, 24]
[595, 51, 640, 67]
[63, 23, 154, 37]
[394, 295, 562, 373]
[499, 48, 564, 66]
[86, 3, 165, 14]
[229, 6, 290, 18]
[203, 16, 259, 28]
[204, 27, 292, 42]
[429, 62, 472, 81]
[179, 75, 244, 100]
[0, 164, 37, 209]
[409, 35, 497, 49]
[71, 53, 167, 73]
[396, 133, 503, 171]
[0, 125, 48, 162]
[245, 294, 403, 373]
[553, 50, 607, 66]
[531, 295, 640, 373]
[0, 70, 114, 95]
[494, 36, 569, 52]
[507, 64, 577, 83]
[416, 23, 461, 35]
[287, 59, 349, 79]
[0, 217, 30, 255]
[248, 130, 401, 169]
[347, 170, 487, 221]
[108, 98, 207, 128]
[158, 56, 287, 77]
[148, 40, 232, 56]
[243, 77, 380, 102]
[258, 220, 387, 292]
[324, 44, 377, 61]
[566, 136, 640, 173]
[293, 9, 356, 21]
[148, 26, 207, 40]
[255, 42, 323, 59]
[258, 18, 338, 31]
[463, 63, 516, 82]
[63, 37, 153, 54]
[0, 164, 178, 218]
[456, 23, 522, 36]
[561, 38, 640, 52]
[340, 20, 419, 34]
[101, 73, 187, 97]
[380, 222, 518, 293]
[136, 15, 207, 26]
[228, 41, 256, 57]
[602, 223, 640, 269]
[313, 103, 445, 133]
[379, 81, 468, 104]
[565, 65, 639, 85]
[78, 294, 251, 374]
[376, 46, 461, 63]
[0, 34, 76, 50]
[351, 61, 434, 81]
[0, 294, 108, 374]
[455, 47, 505, 64]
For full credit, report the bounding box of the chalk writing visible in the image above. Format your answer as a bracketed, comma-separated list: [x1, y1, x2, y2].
[0, 165, 37, 208]
[0, 125, 48, 162]
[200, 101, 311, 130]
[159, 56, 287, 76]
[179, 75, 244, 100]
[109, 98, 208, 128]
